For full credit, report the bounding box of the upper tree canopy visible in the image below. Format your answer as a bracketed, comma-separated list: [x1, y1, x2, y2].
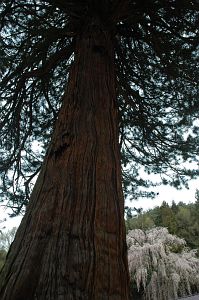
[0, 0, 199, 215]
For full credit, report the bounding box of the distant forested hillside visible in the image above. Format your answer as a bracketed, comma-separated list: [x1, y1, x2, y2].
[126, 190, 199, 254]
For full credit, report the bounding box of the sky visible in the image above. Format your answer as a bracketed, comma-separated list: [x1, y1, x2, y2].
[0, 177, 198, 231]
[127, 178, 198, 210]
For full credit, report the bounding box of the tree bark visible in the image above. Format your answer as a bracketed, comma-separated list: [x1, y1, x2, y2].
[0, 23, 129, 300]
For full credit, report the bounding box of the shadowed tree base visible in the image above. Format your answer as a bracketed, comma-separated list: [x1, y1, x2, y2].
[0, 23, 129, 299]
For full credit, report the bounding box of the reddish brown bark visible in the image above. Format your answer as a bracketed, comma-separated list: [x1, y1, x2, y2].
[0, 23, 129, 300]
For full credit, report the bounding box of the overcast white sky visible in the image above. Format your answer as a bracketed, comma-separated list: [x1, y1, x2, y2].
[0, 177, 198, 231]
[127, 178, 198, 210]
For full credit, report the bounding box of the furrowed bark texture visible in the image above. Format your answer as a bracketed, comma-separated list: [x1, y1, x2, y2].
[0, 24, 129, 300]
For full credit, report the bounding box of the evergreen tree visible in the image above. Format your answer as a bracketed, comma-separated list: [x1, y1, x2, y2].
[191, 197, 199, 255]
[159, 201, 177, 234]
[0, 1, 199, 299]
[171, 200, 179, 214]
[176, 203, 199, 251]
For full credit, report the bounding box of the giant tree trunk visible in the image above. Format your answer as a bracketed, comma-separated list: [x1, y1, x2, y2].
[0, 23, 129, 300]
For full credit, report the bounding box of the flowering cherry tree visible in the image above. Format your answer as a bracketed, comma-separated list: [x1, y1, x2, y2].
[127, 227, 199, 300]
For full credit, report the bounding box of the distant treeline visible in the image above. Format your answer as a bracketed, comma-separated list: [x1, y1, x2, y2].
[126, 191, 199, 254]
